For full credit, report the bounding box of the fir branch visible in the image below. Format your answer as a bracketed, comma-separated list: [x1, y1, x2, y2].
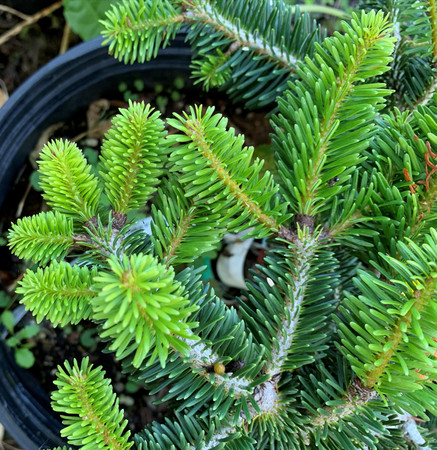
[92, 253, 199, 368]
[10, 2, 437, 448]
[267, 230, 320, 376]
[407, 0, 437, 110]
[361, 1, 435, 109]
[16, 262, 96, 327]
[8, 211, 74, 265]
[361, 108, 437, 259]
[67, 214, 132, 265]
[305, 379, 435, 449]
[184, 0, 322, 107]
[101, 0, 321, 108]
[101, 0, 184, 63]
[409, 164, 437, 238]
[328, 211, 365, 238]
[99, 100, 168, 214]
[406, 108, 437, 234]
[201, 422, 240, 450]
[135, 412, 254, 449]
[273, 10, 395, 217]
[336, 231, 437, 404]
[295, 360, 410, 449]
[184, 0, 298, 71]
[167, 106, 287, 237]
[325, 171, 379, 251]
[311, 378, 379, 428]
[38, 139, 101, 221]
[364, 275, 434, 389]
[51, 358, 133, 450]
[80, 215, 125, 260]
[241, 229, 337, 374]
[182, 334, 252, 398]
[134, 412, 208, 449]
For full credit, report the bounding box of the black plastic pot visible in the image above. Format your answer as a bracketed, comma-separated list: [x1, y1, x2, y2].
[0, 34, 191, 450]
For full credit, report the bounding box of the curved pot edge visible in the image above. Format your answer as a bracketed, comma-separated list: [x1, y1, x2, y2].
[0, 33, 191, 208]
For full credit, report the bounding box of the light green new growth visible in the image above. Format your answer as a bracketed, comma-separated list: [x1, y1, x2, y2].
[51, 358, 133, 450]
[16, 262, 96, 327]
[273, 10, 395, 216]
[8, 211, 74, 265]
[92, 253, 199, 368]
[38, 139, 101, 221]
[167, 105, 287, 236]
[102, 0, 183, 63]
[99, 101, 169, 214]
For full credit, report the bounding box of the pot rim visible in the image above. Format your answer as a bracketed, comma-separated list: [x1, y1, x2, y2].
[0, 33, 191, 208]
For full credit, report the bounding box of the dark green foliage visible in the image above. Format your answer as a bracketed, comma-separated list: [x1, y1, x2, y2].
[6, 2, 437, 449]
[360, 0, 436, 108]
[184, 0, 322, 108]
[293, 359, 409, 450]
[240, 232, 339, 372]
[101, 0, 323, 109]
[135, 412, 255, 449]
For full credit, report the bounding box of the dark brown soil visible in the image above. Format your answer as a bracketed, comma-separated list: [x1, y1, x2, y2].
[0, 1, 80, 95]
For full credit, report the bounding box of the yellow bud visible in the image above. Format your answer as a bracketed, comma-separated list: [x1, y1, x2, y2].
[214, 362, 226, 375]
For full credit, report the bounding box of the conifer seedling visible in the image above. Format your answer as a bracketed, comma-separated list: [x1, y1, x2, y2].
[8, 0, 437, 448]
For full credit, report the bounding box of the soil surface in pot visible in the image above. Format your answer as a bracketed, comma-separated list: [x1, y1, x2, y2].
[0, 80, 274, 437]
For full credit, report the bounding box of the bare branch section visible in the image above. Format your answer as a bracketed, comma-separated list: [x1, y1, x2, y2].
[267, 231, 320, 376]
[311, 379, 378, 428]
